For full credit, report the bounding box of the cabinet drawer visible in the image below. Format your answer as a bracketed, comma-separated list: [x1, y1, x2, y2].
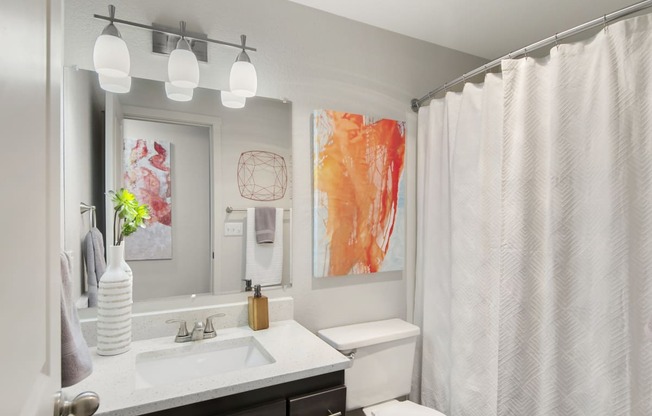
[288, 385, 346, 416]
[224, 399, 286, 416]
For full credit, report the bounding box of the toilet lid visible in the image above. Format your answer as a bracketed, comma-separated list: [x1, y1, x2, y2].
[369, 400, 446, 416]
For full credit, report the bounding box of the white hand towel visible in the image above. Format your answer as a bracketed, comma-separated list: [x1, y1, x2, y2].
[61, 252, 93, 387]
[246, 207, 283, 286]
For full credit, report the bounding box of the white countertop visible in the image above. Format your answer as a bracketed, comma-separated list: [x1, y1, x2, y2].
[65, 320, 351, 416]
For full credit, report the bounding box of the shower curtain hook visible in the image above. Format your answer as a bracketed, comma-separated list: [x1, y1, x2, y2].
[524, 48, 528, 60]
[603, 15, 608, 32]
[555, 33, 559, 50]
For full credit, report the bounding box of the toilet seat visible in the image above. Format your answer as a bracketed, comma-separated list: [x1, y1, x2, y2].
[363, 399, 446, 416]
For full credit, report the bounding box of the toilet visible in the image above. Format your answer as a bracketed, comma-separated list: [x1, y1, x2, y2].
[318, 319, 445, 416]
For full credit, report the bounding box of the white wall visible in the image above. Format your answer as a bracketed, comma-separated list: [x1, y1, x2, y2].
[65, 0, 487, 331]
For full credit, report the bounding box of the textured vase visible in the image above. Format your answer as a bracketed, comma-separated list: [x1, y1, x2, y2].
[120, 243, 133, 304]
[97, 244, 132, 356]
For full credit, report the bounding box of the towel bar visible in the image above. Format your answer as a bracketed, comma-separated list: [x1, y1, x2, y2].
[80, 202, 97, 227]
[226, 206, 291, 213]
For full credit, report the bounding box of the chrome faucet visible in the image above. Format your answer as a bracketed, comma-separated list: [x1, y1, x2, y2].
[191, 320, 205, 341]
[166, 313, 226, 343]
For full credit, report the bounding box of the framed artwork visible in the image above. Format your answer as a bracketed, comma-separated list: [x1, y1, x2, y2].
[123, 138, 172, 260]
[312, 110, 406, 277]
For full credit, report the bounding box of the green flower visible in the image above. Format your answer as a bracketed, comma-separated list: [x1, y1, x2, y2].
[108, 189, 151, 245]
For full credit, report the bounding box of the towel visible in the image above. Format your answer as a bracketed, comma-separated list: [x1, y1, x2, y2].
[255, 207, 277, 244]
[83, 227, 106, 307]
[61, 252, 92, 387]
[371, 401, 446, 416]
[246, 207, 283, 286]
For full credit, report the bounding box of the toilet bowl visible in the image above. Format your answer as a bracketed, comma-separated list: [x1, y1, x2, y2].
[318, 319, 446, 416]
[363, 399, 445, 416]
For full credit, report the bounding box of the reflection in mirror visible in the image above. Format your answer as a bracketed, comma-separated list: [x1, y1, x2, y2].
[63, 68, 292, 309]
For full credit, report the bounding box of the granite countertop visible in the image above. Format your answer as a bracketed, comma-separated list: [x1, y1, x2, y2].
[65, 320, 351, 416]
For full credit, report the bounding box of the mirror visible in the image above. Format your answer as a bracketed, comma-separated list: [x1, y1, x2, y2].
[63, 68, 292, 308]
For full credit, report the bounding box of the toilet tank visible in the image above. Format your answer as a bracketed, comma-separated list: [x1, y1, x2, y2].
[318, 319, 420, 411]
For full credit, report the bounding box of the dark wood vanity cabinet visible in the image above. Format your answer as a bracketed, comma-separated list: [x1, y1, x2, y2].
[288, 385, 346, 416]
[224, 400, 286, 416]
[146, 370, 346, 416]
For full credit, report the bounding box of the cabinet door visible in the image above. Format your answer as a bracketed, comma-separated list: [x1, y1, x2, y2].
[288, 385, 346, 416]
[224, 399, 286, 416]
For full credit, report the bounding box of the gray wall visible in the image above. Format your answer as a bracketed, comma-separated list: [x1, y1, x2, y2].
[117, 80, 293, 295]
[122, 119, 211, 300]
[63, 67, 104, 304]
[64, 0, 487, 331]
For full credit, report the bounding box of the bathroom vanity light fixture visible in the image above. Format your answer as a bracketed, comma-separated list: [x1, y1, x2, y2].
[229, 35, 258, 98]
[93, 5, 130, 78]
[93, 5, 259, 107]
[167, 21, 200, 89]
[99, 74, 132, 93]
[220, 90, 246, 109]
[165, 82, 194, 102]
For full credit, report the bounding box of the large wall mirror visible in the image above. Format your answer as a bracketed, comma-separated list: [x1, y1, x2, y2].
[63, 68, 292, 309]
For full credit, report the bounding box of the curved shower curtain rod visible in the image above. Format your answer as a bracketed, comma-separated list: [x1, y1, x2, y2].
[411, 0, 652, 112]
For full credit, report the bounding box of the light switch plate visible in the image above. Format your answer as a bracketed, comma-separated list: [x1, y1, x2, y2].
[224, 222, 243, 236]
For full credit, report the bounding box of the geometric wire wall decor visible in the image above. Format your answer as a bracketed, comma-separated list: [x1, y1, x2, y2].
[237, 150, 288, 201]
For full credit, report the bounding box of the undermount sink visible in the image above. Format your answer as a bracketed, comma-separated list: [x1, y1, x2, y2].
[134, 336, 275, 388]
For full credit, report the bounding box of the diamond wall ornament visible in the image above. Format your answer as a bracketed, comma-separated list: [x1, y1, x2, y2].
[237, 151, 288, 201]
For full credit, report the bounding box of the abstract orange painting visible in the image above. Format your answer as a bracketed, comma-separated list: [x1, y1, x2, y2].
[313, 110, 406, 277]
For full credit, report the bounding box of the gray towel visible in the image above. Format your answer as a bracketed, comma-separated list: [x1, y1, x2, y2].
[61, 252, 93, 387]
[255, 207, 277, 244]
[83, 227, 105, 307]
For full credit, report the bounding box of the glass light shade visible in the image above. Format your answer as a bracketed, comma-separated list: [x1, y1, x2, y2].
[168, 44, 199, 89]
[99, 74, 131, 93]
[165, 82, 193, 102]
[93, 34, 130, 78]
[221, 91, 246, 109]
[229, 61, 257, 97]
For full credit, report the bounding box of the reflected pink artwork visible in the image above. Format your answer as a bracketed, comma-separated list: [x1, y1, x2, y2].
[123, 138, 172, 260]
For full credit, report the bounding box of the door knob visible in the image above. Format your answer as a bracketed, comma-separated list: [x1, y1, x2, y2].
[53, 390, 100, 416]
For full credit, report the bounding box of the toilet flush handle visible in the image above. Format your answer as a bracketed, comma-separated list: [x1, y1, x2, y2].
[341, 349, 356, 360]
[327, 411, 342, 416]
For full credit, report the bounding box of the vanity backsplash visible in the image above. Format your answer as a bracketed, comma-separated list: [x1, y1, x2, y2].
[80, 297, 294, 346]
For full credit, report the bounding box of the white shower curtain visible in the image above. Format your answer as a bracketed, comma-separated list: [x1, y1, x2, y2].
[415, 14, 652, 416]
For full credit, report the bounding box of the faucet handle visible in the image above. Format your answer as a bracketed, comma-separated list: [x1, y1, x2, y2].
[166, 319, 189, 339]
[204, 313, 226, 334]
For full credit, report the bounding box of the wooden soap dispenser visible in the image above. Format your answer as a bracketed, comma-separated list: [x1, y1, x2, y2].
[248, 284, 269, 330]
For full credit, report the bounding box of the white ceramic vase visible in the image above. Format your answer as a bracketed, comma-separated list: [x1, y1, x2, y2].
[97, 244, 132, 356]
[120, 243, 133, 304]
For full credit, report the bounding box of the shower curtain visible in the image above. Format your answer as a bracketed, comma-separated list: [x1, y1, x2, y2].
[414, 14, 652, 416]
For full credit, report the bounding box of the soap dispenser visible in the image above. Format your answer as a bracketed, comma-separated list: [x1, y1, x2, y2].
[248, 284, 269, 330]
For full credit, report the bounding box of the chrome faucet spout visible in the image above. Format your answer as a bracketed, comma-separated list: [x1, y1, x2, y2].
[167, 313, 226, 343]
[191, 321, 205, 341]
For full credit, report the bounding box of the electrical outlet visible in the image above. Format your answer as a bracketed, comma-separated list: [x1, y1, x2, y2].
[224, 222, 243, 236]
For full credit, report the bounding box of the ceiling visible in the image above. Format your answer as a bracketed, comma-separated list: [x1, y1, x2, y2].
[288, 0, 640, 59]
